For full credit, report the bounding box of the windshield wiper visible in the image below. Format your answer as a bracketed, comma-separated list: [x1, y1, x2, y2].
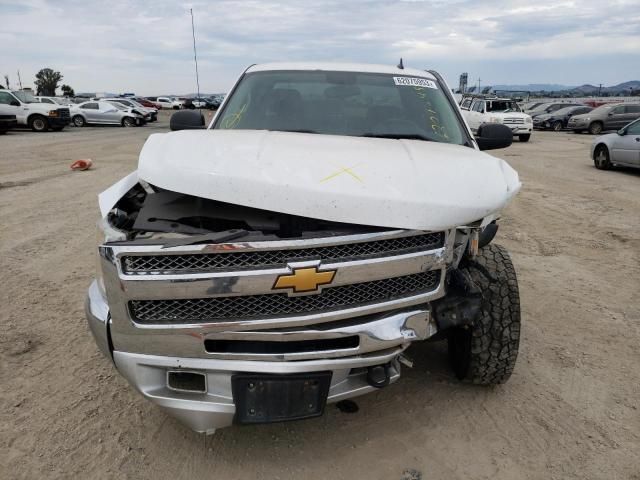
[361, 133, 435, 142]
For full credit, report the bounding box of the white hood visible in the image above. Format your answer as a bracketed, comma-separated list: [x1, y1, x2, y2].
[111, 130, 520, 231]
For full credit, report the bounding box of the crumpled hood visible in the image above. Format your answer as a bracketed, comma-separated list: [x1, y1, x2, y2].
[134, 130, 521, 231]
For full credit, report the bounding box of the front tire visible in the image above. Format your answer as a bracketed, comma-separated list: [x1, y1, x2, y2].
[72, 115, 85, 127]
[122, 117, 136, 127]
[448, 244, 521, 385]
[593, 145, 612, 170]
[552, 121, 563, 132]
[519, 134, 530, 142]
[29, 115, 49, 132]
[589, 122, 603, 135]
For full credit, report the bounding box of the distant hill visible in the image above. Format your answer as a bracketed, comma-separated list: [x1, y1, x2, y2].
[490, 81, 640, 94]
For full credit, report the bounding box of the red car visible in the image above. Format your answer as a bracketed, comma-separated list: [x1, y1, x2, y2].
[134, 97, 162, 109]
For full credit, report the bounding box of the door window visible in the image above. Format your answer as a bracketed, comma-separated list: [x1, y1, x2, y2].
[624, 105, 640, 114]
[0, 92, 16, 104]
[626, 121, 640, 135]
[472, 101, 484, 113]
[611, 106, 625, 115]
[81, 103, 99, 110]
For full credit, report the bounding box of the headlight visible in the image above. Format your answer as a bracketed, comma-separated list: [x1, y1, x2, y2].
[488, 116, 501, 124]
[95, 224, 107, 296]
[525, 117, 532, 124]
[95, 217, 127, 295]
[48, 110, 59, 117]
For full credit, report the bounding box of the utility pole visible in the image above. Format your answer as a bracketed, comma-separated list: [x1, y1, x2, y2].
[190, 8, 201, 104]
[598, 83, 602, 96]
[478, 77, 481, 92]
[17, 70, 23, 89]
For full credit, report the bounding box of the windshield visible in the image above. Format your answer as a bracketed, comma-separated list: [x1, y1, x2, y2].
[486, 100, 521, 113]
[553, 106, 581, 116]
[12, 90, 38, 103]
[590, 104, 618, 114]
[214, 70, 467, 144]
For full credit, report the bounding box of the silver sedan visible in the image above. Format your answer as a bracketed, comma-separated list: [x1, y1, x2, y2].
[592, 118, 640, 170]
[70, 101, 145, 127]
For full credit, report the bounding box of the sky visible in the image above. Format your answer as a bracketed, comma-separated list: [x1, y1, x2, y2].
[1, 0, 639, 95]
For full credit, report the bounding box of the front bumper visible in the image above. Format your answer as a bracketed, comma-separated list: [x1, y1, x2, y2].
[113, 348, 403, 433]
[508, 126, 532, 135]
[48, 117, 71, 127]
[86, 279, 436, 432]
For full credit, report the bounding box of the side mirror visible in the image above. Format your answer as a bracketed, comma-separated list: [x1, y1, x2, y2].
[476, 123, 513, 151]
[617, 128, 626, 136]
[10, 100, 20, 107]
[170, 110, 205, 131]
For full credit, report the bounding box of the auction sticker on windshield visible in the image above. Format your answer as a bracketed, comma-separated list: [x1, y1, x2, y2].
[393, 77, 437, 89]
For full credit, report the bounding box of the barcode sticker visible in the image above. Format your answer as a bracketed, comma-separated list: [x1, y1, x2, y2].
[393, 77, 438, 89]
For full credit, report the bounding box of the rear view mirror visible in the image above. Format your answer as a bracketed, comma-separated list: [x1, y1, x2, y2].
[476, 123, 513, 151]
[170, 110, 205, 131]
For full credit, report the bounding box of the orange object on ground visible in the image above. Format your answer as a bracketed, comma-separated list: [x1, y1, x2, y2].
[70, 159, 93, 171]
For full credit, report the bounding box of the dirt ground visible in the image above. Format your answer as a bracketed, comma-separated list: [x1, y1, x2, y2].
[1, 111, 639, 480]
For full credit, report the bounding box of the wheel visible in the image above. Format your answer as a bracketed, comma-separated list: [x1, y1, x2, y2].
[29, 115, 49, 132]
[122, 117, 136, 127]
[72, 115, 85, 127]
[173, 105, 180, 110]
[518, 134, 530, 142]
[589, 122, 603, 135]
[593, 145, 612, 170]
[552, 121, 563, 132]
[447, 244, 521, 385]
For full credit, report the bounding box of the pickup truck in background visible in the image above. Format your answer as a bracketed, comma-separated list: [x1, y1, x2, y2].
[460, 95, 533, 142]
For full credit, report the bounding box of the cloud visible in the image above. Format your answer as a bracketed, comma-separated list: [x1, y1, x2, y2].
[1, 0, 638, 93]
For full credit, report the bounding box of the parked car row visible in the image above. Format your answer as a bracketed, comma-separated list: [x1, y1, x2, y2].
[525, 101, 640, 134]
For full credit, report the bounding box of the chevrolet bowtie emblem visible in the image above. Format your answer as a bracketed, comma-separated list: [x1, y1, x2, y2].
[273, 266, 337, 293]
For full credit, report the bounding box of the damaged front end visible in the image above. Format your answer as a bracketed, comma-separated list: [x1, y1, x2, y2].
[88, 178, 492, 432]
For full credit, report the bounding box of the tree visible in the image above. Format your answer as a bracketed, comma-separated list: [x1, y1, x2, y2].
[3, 74, 9, 89]
[34, 68, 63, 96]
[61, 84, 75, 97]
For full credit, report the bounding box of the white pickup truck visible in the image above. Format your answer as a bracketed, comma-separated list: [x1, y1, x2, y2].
[87, 62, 522, 433]
[0, 89, 71, 131]
[460, 96, 533, 142]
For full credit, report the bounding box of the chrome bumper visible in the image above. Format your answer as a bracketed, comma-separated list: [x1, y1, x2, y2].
[113, 348, 403, 433]
[86, 281, 436, 433]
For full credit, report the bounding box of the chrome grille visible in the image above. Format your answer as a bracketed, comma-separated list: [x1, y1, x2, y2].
[503, 117, 525, 125]
[129, 270, 440, 324]
[121, 232, 444, 274]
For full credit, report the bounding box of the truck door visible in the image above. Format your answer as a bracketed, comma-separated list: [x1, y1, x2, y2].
[467, 100, 485, 132]
[0, 91, 26, 123]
